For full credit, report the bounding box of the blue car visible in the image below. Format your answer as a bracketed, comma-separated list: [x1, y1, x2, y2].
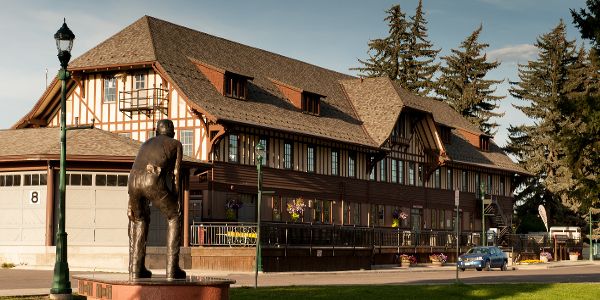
[457, 246, 508, 271]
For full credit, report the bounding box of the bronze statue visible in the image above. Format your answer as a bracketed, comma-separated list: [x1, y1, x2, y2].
[128, 119, 186, 280]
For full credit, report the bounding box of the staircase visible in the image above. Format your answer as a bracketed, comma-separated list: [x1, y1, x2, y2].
[484, 197, 511, 245]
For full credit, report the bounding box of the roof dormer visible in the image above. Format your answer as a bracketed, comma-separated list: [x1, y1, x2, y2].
[192, 59, 253, 100]
[270, 78, 324, 115]
[480, 135, 490, 151]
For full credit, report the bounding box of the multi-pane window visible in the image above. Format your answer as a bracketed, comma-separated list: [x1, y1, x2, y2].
[379, 159, 387, 182]
[314, 200, 331, 223]
[331, 150, 339, 176]
[461, 171, 469, 191]
[228, 134, 238, 163]
[433, 168, 441, 188]
[0, 174, 21, 187]
[134, 74, 146, 90]
[345, 202, 360, 225]
[348, 152, 356, 178]
[301, 93, 320, 114]
[391, 159, 398, 183]
[417, 164, 423, 186]
[446, 168, 453, 190]
[487, 174, 493, 194]
[307, 145, 316, 173]
[408, 162, 415, 185]
[258, 138, 267, 166]
[95, 174, 128, 187]
[24, 173, 47, 186]
[180, 130, 194, 157]
[284, 142, 293, 169]
[398, 160, 404, 184]
[475, 173, 481, 197]
[500, 176, 505, 196]
[370, 204, 385, 227]
[224, 75, 247, 99]
[66, 173, 93, 186]
[103, 76, 116, 102]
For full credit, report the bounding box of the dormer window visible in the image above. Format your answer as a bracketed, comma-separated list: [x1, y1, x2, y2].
[480, 136, 490, 151]
[224, 73, 248, 99]
[134, 73, 145, 90]
[301, 92, 320, 115]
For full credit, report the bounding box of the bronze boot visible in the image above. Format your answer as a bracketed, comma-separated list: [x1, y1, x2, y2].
[166, 218, 186, 280]
[128, 220, 152, 280]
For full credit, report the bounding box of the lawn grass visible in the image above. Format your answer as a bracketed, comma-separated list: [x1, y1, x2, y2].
[231, 283, 600, 300]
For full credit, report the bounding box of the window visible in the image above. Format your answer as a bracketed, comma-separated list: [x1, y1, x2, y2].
[331, 149, 339, 176]
[487, 174, 493, 194]
[345, 202, 360, 225]
[284, 142, 293, 169]
[180, 130, 194, 157]
[446, 168, 453, 190]
[370, 204, 385, 227]
[348, 151, 356, 178]
[379, 159, 387, 182]
[258, 138, 268, 166]
[408, 162, 415, 186]
[228, 134, 238, 163]
[480, 136, 490, 151]
[475, 173, 481, 197]
[95, 174, 128, 187]
[272, 197, 281, 221]
[314, 200, 331, 223]
[307, 146, 316, 173]
[301, 92, 320, 115]
[224, 74, 247, 99]
[24, 173, 47, 186]
[103, 76, 116, 102]
[433, 168, 441, 188]
[417, 164, 423, 186]
[0, 174, 21, 187]
[134, 74, 146, 90]
[66, 173, 93, 186]
[500, 176, 505, 196]
[461, 171, 469, 192]
[391, 159, 397, 183]
[398, 160, 404, 184]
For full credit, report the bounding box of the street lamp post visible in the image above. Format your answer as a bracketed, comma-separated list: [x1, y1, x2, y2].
[254, 143, 265, 289]
[50, 19, 75, 298]
[481, 183, 485, 246]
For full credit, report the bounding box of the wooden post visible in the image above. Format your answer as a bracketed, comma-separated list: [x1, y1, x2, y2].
[45, 165, 55, 246]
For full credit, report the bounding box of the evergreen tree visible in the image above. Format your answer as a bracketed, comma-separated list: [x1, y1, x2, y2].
[352, 2, 440, 96]
[403, 0, 441, 96]
[506, 21, 579, 213]
[352, 5, 410, 79]
[435, 25, 504, 135]
[571, 0, 600, 52]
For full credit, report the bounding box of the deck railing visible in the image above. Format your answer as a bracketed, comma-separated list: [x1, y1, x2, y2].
[190, 222, 487, 248]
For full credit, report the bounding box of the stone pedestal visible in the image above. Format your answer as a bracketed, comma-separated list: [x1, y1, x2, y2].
[74, 274, 235, 300]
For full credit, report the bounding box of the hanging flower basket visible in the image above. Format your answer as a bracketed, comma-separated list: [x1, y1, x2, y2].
[287, 197, 306, 223]
[400, 254, 416, 267]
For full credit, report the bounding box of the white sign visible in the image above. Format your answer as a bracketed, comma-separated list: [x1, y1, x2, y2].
[29, 191, 40, 204]
[454, 189, 460, 206]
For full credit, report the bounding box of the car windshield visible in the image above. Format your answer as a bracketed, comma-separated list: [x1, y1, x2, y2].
[467, 248, 489, 255]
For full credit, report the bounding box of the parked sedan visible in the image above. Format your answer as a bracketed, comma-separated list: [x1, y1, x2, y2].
[457, 246, 508, 271]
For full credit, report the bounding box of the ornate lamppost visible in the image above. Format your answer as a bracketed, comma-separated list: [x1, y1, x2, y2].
[50, 19, 75, 298]
[254, 143, 265, 288]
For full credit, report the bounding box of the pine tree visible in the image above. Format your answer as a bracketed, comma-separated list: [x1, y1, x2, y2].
[571, 0, 600, 52]
[435, 25, 504, 135]
[352, 5, 410, 79]
[403, 0, 440, 96]
[352, 2, 440, 96]
[506, 20, 579, 212]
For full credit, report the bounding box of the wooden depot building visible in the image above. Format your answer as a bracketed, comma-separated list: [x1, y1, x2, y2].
[6, 16, 527, 271]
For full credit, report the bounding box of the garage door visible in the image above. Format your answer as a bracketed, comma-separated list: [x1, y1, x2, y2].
[0, 172, 47, 245]
[66, 172, 166, 246]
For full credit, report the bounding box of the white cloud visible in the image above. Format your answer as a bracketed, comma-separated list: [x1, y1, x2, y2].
[488, 44, 537, 64]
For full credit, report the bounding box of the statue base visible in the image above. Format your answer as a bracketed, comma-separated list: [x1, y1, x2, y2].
[74, 274, 235, 300]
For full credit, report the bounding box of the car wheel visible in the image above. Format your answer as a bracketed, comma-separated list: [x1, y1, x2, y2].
[484, 260, 491, 271]
[476, 268, 482, 271]
[501, 261, 507, 271]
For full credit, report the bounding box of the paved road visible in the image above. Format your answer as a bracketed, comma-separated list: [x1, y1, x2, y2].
[1, 262, 599, 297]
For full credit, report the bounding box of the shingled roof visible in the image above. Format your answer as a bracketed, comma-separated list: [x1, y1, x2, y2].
[36, 16, 523, 174]
[0, 127, 203, 165]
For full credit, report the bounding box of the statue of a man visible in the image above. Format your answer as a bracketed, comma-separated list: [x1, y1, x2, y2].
[127, 119, 186, 280]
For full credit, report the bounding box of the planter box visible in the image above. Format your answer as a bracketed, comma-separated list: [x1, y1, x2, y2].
[569, 254, 579, 261]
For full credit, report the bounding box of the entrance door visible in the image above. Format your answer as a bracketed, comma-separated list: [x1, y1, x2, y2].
[411, 208, 422, 245]
[237, 194, 256, 223]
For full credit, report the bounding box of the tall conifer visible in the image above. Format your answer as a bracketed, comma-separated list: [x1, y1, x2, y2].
[435, 25, 504, 135]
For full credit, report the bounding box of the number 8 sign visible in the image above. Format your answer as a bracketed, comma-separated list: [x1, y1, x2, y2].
[29, 191, 40, 204]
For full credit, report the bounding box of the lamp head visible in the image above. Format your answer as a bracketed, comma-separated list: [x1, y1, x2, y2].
[54, 18, 75, 69]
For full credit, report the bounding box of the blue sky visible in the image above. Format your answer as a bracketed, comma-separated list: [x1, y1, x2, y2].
[0, 0, 587, 146]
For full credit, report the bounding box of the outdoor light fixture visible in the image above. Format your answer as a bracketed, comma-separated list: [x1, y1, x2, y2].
[50, 18, 75, 298]
[254, 143, 265, 288]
